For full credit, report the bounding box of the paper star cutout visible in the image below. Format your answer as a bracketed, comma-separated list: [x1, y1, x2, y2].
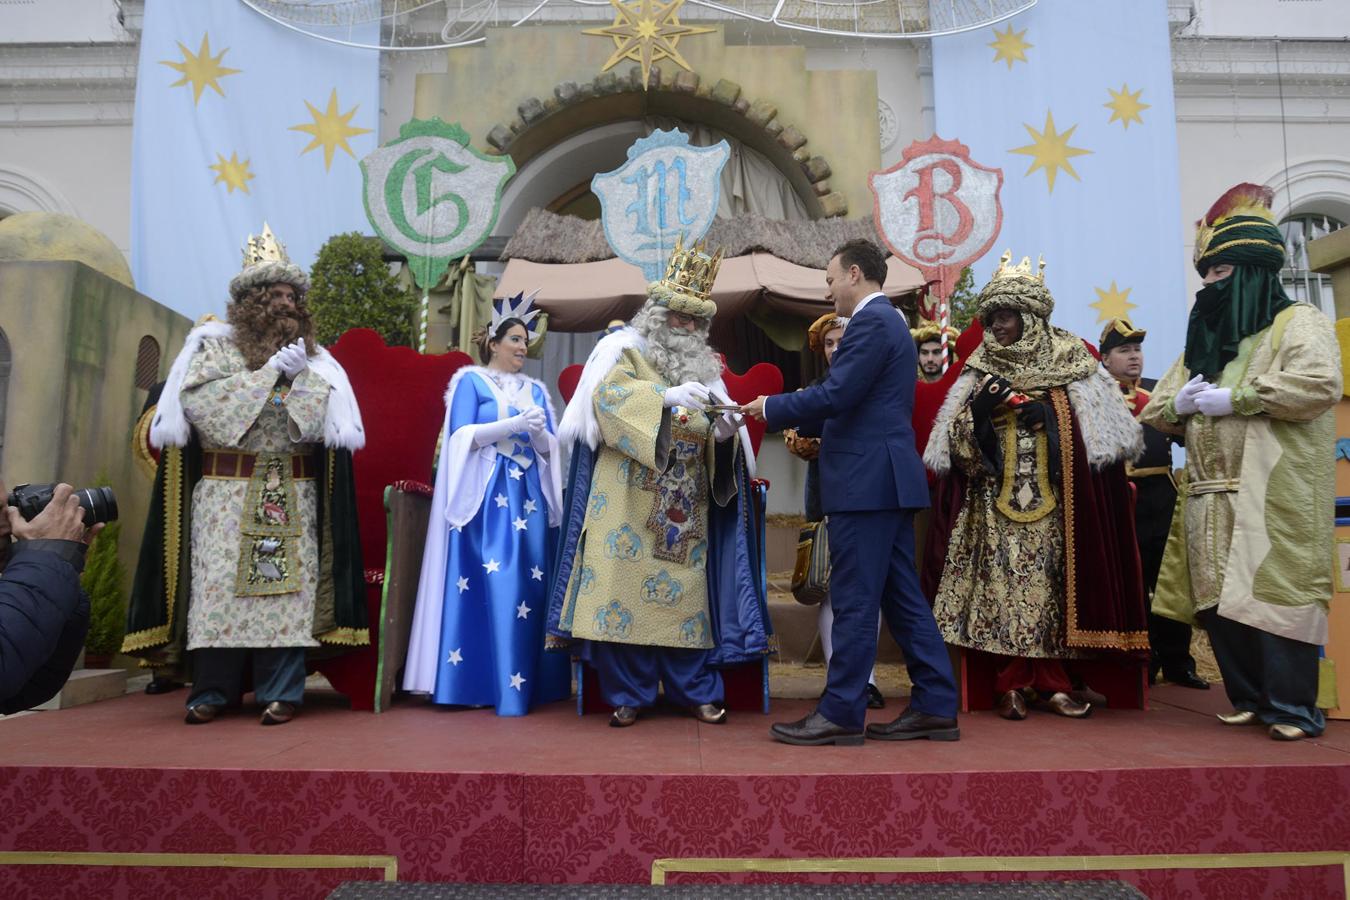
[1090, 281, 1137, 323]
[523, 499, 538, 515]
[508, 466, 523, 481]
[495, 494, 509, 508]
[530, 566, 544, 581]
[988, 24, 1032, 70]
[208, 152, 254, 195]
[513, 517, 528, 532]
[288, 88, 372, 170]
[160, 33, 240, 104]
[1010, 110, 1092, 193]
[483, 558, 501, 574]
[448, 648, 463, 665]
[584, 0, 715, 89]
[1104, 83, 1150, 130]
[516, 601, 532, 619]
[456, 576, 469, 594]
[509, 672, 526, 691]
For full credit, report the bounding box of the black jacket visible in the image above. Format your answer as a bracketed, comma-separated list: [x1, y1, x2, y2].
[0, 540, 90, 714]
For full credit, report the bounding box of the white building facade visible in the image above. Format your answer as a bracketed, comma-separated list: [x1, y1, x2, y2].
[2, 0, 1346, 308]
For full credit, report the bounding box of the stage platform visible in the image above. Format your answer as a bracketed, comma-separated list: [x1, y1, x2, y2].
[2, 685, 1348, 898]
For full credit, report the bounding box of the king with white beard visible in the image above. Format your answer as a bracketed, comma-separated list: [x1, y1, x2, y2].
[547, 238, 772, 728]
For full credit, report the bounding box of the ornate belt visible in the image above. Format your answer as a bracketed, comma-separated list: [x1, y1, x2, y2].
[201, 451, 316, 480]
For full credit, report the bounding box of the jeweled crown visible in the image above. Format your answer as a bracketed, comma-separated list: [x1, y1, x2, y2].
[241, 222, 290, 269]
[661, 233, 723, 302]
[989, 249, 1046, 283]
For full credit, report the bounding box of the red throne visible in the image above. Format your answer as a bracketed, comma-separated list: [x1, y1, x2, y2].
[559, 360, 783, 714]
[318, 329, 472, 711]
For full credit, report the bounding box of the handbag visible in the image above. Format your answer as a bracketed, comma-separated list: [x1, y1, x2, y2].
[790, 519, 830, 606]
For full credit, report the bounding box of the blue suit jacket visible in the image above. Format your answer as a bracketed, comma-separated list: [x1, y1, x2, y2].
[766, 295, 929, 514]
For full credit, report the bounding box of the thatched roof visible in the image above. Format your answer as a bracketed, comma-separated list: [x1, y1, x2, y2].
[500, 208, 890, 270]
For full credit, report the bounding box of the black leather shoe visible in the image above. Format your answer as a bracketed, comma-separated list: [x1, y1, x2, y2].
[609, 706, 637, 727]
[865, 707, 959, 742]
[1163, 669, 1210, 690]
[866, 683, 886, 709]
[770, 711, 864, 746]
[260, 701, 296, 725]
[146, 676, 182, 695]
[184, 703, 219, 725]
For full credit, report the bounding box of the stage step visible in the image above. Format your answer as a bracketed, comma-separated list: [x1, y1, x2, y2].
[328, 880, 1147, 897]
[34, 667, 128, 710]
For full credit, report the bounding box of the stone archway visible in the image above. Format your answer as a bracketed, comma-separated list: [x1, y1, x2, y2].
[484, 66, 847, 220]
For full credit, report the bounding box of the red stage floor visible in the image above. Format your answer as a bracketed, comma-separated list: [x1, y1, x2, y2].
[3, 686, 1349, 898]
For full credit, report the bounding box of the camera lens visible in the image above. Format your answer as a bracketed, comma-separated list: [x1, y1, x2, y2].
[76, 487, 119, 526]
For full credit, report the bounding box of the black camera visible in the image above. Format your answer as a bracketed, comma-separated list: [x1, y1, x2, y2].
[6, 484, 119, 527]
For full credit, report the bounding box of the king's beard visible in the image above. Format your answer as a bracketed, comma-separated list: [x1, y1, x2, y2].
[228, 289, 315, 371]
[631, 302, 722, 387]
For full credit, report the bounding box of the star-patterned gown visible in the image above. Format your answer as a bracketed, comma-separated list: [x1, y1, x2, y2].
[407, 369, 570, 715]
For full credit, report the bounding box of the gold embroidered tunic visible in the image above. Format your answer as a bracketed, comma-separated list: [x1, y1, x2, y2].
[1141, 304, 1340, 644]
[180, 338, 331, 649]
[933, 393, 1085, 659]
[557, 349, 733, 650]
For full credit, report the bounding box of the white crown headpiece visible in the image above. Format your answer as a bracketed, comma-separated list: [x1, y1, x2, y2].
[492, 289, 543, 335]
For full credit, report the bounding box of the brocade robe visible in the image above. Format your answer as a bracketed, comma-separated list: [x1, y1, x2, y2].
[180, 338, 330, 649]
[556, 348, 735, 650]
[1142, 304, 1341, 644]
[932, 392, 1080, 659]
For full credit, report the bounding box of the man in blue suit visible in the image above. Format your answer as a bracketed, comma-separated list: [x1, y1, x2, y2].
[743, 239, 959, 745]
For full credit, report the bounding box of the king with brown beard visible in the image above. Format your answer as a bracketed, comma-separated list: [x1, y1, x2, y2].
[547, 238, 772, 728]
[122, 224, 369, 726]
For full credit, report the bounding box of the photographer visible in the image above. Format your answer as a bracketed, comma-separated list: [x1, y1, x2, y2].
[0, 482, 101, 714]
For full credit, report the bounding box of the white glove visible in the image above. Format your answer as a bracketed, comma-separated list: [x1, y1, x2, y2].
[520, 405, 548, 437]
[269, 339, 308, 379]
[1194, 387, 1234, 418]
[1173, 373, 1213, 416]
[662, 382, 708, 411]
[713, 411, 742, 442]
[470, 412, 533, 449]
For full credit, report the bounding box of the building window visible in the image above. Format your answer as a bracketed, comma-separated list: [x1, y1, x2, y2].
[135, 335, 161, 390]
[1280, 213, 1345, 316]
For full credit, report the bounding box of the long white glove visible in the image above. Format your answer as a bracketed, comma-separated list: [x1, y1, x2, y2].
[519, 406, 553, 450]
[1194, 387, 1234, 418]
[268, 339, 309, 379]
[470, 411, 534, 449]
[713, 411, 742, 443]
[1173, 373, 1213, 416]
[662, 382, 708, 411]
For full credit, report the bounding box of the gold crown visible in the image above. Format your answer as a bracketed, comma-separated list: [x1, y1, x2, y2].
[241, 222, 291, 269]
[661, 233, 723, 302]
[989, 249, 1046, 283]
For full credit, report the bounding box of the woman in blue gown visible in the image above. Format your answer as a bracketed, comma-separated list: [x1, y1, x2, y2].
[404, 298, 570, 715]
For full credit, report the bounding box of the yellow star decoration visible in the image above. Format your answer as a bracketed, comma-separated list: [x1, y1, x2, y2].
[1090, 281, 1137, 323]
[160, 33, 241, 105]
[1010, 110, 1092, 193]
[988, 25, 1032, 70]
[584, 0, 716, 88]
[289, 89, 373, 171]
[1104, 83, 1150, 129]
[209, 152, 254, 195]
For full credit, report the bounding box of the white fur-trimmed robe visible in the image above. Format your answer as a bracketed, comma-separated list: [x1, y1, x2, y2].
[150, 321, 365, 452]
